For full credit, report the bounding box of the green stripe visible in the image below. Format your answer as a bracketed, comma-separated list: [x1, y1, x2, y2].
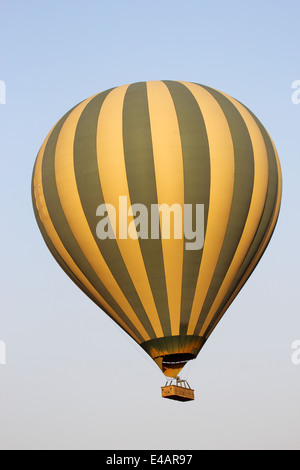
[73, 88, 157, 340]
[32, 184, 108, 314]
[32, 159, 103, 308]
[205, 115, 280, 337]
[122, 82, 171, 337]
[41, 100, 144, 343]
[163, 81, 210, 336]
[194, 85, 255, 336]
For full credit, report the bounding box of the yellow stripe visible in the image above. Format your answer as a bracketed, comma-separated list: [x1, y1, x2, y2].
[54, 96, 150, 341]
[270, 137, 283, 202]
[180, 82, 236, 336]
[206, 138, 282, 337]
[96, 85, 164, 338]
[199, 93, 270, 335]
[146, 81, 185, 336]
[33, 126, 142, 344]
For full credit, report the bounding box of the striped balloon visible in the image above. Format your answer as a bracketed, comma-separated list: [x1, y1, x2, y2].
[32, 81, 282, 378]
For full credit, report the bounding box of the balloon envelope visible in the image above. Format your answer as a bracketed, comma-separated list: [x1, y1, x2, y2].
[32, 81, 282, 377]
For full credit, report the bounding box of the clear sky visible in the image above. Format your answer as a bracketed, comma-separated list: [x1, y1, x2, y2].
[0, 0, 299, 450]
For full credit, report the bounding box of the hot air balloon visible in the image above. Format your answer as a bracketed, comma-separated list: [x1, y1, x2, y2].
[32, 81, 282, 401]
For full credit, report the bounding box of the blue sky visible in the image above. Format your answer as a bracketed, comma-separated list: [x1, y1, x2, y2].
[0, 0, 299, 450]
